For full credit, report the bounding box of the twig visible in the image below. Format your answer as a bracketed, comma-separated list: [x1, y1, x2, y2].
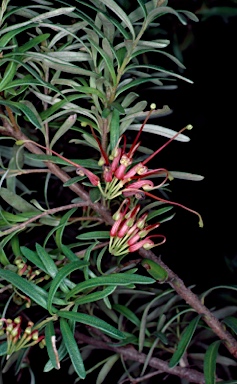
[139, 248, 237, 359]
[75, 331, 208, 383]
[0, 202, 89, 237]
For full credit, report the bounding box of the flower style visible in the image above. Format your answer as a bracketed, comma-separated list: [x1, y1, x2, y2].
[109, 199, 166, 257]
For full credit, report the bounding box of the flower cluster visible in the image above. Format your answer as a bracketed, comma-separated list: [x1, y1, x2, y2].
[0, 317, 45, 359]
[109, 199, 166, 257]
[18, 104, 202, 227]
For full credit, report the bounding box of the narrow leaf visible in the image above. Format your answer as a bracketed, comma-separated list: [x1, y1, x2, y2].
[47, 260, 88, 314]
[60, 318, 86, 379]
[59, 311, 126, 340]
[66, 273, 155, 299]
[76, 231, 110, 240]
[204, 340, 221, 384]
[110, 108, 120, 151]
[45, 321, 60, 370]
[0, 188, 40, 213]
[0, 268, 49, 309]
[169, 315, 201, 368]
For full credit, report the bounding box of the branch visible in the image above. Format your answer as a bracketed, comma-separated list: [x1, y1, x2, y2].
[0, 202, 89, 237]
[75, 331, 210, 383]
[139, 248, 237, 359]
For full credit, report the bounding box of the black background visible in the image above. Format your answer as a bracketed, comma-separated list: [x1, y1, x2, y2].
[148, 11, 237, 290]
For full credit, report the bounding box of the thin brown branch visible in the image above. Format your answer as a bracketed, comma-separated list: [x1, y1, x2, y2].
[139, 248, 237, 359]
[0, 202, 88, 237]
[75, 331, 208, 383]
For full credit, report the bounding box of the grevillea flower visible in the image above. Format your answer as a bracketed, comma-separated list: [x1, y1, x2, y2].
[0, 317, 45, 359]
[109, 200, 165, 257]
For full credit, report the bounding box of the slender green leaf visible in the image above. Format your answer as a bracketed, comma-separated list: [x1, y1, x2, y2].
[75, 286, 116, 305]
[204, 340, 221, 384]
[66, 273, 155, 299]
[169, 315, 201, 368]
[0, 342, 7, 356]
[20, 246, 45, 272]
[47, 261, 88, 314]
[146, 6, 187, 26]
[110, 108, 120, 151]
[88, 38, 117, 85]
[0, 188, 40, 213]
[0, 100, 42, 129]
[96, 354, 120, 384]
[0, 268, 49, 310]
[55, 208, 77, 251]
[61, 244, 79, 262]
[45, 321, 60, 370]
[44, 340, 68, 372]
[113, 304, 142, 328]
[223, 316, 237, 336]
[89, 0, 135, 39]
[60, 318, 86, 379]
[59, 311, 126, 340]
[0, 7, 76, 35]
[76, 231, 110, 240]
[128, 124, 190, 142]
[50, 114, 77, 149]
[141, 259, 168, 282]
[35, 243, 58, 278]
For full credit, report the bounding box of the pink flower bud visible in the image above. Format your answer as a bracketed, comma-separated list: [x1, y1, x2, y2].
[76, 167, 100, 186]
[129, 238, 154, 252]
[111, 148, 122, 172]
[103, 166, 113, 182]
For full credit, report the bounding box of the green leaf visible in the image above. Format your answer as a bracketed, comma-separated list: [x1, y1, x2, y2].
[223, 316, 237, 336]
[1, 7, 76, 35]
[0, 342, 7, 356]
[35, 243, 58, 278]
[0, 188, 40, 213]
[20, 246, 45, 272]
[60, 318, 86, 379]
[88, 38, 117, 86]
[55, 208, 77, 251]
[73, 85, 106, 101]
[90, 0, 135, 39]
[110, 108, 120, 151]
[76, 231, 110, 240]
[0, 268, 49, 310]
[113, 304, 142, 329]
[147, 206, 173, 221]
[141, 259, 168, 282]
[128, 124, 190, 142]
[126, 64, 193, 83]
[18, 33, 50, 52]
[47, 260, 88, 314]
[96, 354, 120, 384]
[0, 100, 42, 129]
[61, 244, 79, 262]
[204, 340, 222, 384]
[45, 321, 60, 370]
[50, 114, 77, 149]
[146, 6, 187, 26]
[59, 311, 126, 340]
[44, 340, 68, 372]
[137, 0, 147, 18]
[169, 315, 201, 368]
[66, 273, 155, 299]
[75, 286, 116, 305]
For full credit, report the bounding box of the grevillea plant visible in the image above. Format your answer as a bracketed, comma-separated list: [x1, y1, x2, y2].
[0, 1, 237, 383]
